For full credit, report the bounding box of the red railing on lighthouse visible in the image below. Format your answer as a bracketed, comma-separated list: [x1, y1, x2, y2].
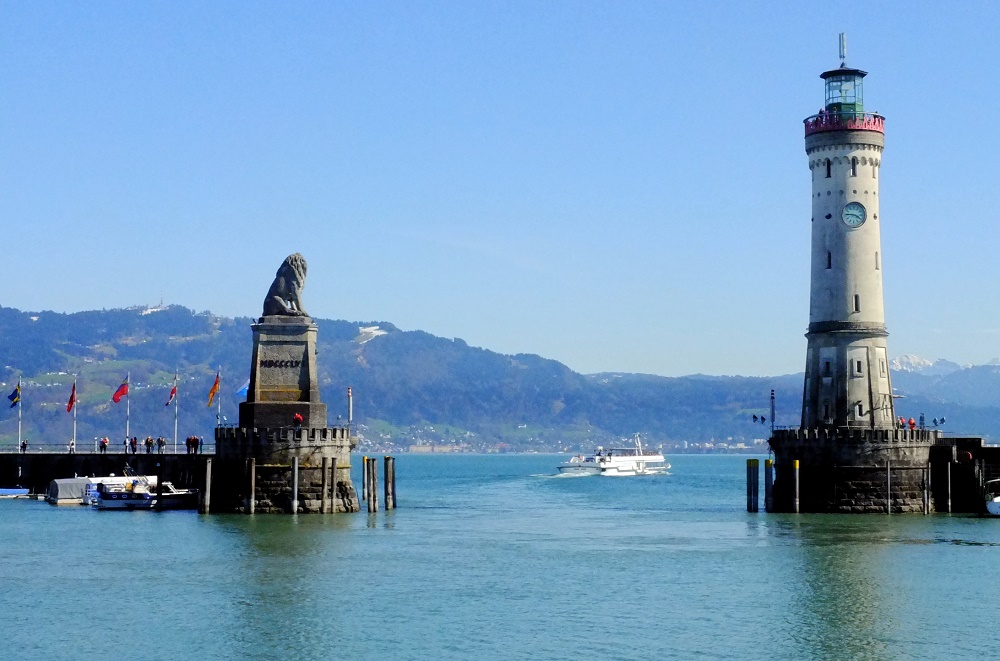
[804, 111, 884, 136]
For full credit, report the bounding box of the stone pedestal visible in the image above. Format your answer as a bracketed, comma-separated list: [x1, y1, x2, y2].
[238, 316, 327, 430]
[213, 315, 359, 513]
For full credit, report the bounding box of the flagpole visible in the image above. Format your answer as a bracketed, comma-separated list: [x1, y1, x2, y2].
[173, 372, 179, 454]
[217, 365, 222, 427]
[72, 376, 77, 447]
[125, 371, 130, 443]
[17, 376, 22, 450]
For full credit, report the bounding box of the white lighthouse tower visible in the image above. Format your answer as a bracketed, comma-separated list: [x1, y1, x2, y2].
[768, 37, 942, 513]
[801, 36, 894, 430]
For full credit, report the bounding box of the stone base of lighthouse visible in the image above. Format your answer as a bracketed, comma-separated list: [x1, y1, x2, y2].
[769, 428, 940, 513]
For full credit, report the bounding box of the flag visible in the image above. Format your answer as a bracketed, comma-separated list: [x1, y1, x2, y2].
[67, 382, 76, 413]
[7, 384, 20, 408]
[235, 378, 250, 399]
[165, 374, 178, 406]
[207, 372, 220, 407]
[112, 376, 129, 403]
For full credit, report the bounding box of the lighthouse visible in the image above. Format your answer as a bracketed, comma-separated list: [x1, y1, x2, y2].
[768, 37, 942, 513]
[801, 44, 894, 430]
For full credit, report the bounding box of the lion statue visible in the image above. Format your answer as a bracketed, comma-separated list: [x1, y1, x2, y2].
[262, 253, 310, 318]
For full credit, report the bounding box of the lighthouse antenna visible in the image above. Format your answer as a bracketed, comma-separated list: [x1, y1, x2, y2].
[839, 33, 847, 66]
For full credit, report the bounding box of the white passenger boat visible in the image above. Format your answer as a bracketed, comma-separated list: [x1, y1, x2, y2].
[557, 434, 669, 476]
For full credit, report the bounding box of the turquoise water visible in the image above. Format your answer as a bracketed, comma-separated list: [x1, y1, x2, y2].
[2, 454, 1000, 660]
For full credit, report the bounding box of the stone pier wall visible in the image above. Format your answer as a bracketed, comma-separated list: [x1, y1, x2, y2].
[769, 428, 939, 513]
[212, 426, 359, 513]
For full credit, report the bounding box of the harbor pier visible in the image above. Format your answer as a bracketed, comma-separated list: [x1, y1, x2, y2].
[0, 451, 208, 496]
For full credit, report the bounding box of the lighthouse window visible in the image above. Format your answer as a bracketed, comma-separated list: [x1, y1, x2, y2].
[825, 159, 831, 178]
[880, 360, 887, 377]
[826, 251, 832, 269]
[851, 157, 858, 176]
[824, 403, 831, 420]
[854, 295, 861, 312]
[875, 251, 880, 270]
[856, 360, 863, 374]
[857, 403, 864, 417]
[824, 361, 831, 375]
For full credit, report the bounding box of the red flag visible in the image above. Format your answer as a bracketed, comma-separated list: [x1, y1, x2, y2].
[66, 382, 76, 413]
[112, 377, 129, 403]
[166, 374, 178, 406]
[207, 373, 220, 407]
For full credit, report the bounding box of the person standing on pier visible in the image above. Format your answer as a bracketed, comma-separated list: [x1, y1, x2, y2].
[68, 439, 75, 454]
[99, 437, 108, 454]
[20, 439, 27, 454]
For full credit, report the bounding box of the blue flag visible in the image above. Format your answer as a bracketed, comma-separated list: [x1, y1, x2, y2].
[7, 384, 20, 408]
[236, 378, 250, 399]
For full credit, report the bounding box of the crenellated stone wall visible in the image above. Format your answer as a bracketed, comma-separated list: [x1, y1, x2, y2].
[769, 428, 939, 513]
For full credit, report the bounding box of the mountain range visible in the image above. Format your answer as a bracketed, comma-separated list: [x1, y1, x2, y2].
[0, 304, 997, 450]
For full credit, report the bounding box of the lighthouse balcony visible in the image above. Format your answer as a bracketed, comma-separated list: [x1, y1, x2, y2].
[804, 111, 884, 136]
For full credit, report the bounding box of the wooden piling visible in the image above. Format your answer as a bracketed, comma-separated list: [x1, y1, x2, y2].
[320, 457, 329, 514]
[886, 459, 891, 514]
[746, 459, 759, 512]
[155, 462, 163, 508]
[248, 457, 256, 515]
[924, 463, 930, 515]
[764, 459, 774, 513]
[362, 456, 368, 501]
[291, 456, 299, 514]
[368, 455, 378, 513]
[390, 456, 396, 509]
[330, 457, 337, 513]
[384, 456, 395, 510]
[946, 461, 952, 513]
[200, 458, 212, 514]
[792, 459, 800, 514]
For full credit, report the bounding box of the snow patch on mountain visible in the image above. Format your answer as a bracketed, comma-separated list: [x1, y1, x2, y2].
[890, 354, 962, 376]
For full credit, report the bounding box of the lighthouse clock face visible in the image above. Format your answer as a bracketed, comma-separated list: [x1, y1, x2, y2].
[842, 201, 867, 228]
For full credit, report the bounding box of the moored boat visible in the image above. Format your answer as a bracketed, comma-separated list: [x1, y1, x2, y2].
[985, 479, 1000, 516]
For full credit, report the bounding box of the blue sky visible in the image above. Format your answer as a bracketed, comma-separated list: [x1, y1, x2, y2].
[2, 2, 998, 377]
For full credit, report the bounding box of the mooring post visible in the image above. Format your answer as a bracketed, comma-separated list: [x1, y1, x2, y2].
[320, 457, 329, 514]
[291, 456, 299, 514]
[330, 457, 338, 513]
[753, 459, 759, 512]
[200, 458, 212, 514]
[382, 455, 392, 512]
[792, 459, 800, 514]
[390, 456, 397, 509]
[946, 461, 952, 513]
[886, 459, 891, 515]
[764, 458, 774, 513]
[155, 461, 163, 509]
[924, 463, 930, 515]
[368, 456, 379, 513]
[248, 457, 256, 515]
[746, 459, 752, 512]
[362, 455, 368, 501]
